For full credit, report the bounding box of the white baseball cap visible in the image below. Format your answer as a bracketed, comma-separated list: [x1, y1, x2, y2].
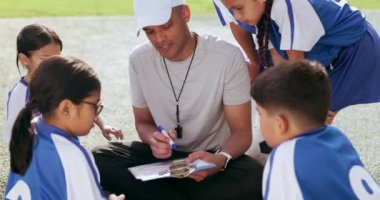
[134, 0, 185, 36]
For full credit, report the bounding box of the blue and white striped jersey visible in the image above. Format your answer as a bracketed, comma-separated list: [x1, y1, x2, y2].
[5, 116, 106, 200]
[213, 0, 380, 112]
[214, 0, 366, 67]
[2, 78, 29, 143]
[269, 0, 366, 66]
[263, 125, 380, 200]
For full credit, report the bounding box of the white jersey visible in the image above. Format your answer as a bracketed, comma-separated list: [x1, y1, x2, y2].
[5, 116, 106, 200]
[263, 125, 380, 200]
[2, 78, 29, 143]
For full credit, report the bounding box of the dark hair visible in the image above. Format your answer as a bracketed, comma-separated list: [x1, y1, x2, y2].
[257, 0, 273, 67]
[10, 55, 101, 175]
[252, 60, 331, 125]
[16, 23, 63, 73]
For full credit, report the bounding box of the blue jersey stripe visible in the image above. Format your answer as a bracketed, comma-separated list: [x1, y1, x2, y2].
[285, 0, 295, 49]
[213, 1, 227, 26]
[264, 148, 277, 200]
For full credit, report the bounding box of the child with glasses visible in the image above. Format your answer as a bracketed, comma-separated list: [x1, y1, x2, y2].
[5, 55, 125, 200]
[2, 24, 123, 143]
[81, 101, 104, 115]
[252, 60, 380, 199]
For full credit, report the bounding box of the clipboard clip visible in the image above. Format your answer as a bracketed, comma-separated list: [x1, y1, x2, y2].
[169, 159, 194, 178]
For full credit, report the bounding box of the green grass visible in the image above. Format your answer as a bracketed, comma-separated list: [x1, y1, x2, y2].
[349, 0, 380, 9]
[0, 0, 378, 18]
[0, 0, 214, 18]
[0, 0, 132, 18]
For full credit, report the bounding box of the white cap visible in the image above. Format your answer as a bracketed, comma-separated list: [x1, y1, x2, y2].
[134, 0, 185, 35]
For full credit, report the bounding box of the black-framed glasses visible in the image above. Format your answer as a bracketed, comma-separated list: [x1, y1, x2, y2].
[81, 101, 104, 115]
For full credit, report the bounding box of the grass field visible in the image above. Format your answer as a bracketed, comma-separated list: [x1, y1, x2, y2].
[0, 0, 378, 18]
[0, 0, 214, 18]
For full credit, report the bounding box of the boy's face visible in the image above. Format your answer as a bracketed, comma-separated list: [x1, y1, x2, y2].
[223, 0, 266, 26]
[256, 104, 286, 147]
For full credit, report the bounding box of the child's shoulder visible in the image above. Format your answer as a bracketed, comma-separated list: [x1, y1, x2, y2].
[8, 78, 28, 96]
[274, 125, 356, 167]
[291, 125, 362, 177]
[293, 125, 352, 156]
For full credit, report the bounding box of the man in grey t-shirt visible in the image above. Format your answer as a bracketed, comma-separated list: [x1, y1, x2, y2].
[93, 0, 263, 199]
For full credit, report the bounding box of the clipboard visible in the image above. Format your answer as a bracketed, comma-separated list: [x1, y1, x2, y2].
[128, 159, 217, 181]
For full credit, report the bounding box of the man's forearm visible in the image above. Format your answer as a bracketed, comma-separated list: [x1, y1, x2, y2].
[219, 130, 252, 159]
[135, 123, 157, 145]
[222, 102, 252, 158]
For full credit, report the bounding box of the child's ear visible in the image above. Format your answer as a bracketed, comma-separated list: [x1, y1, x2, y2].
[57, 99, 76, 118]
[275, 113, 289, 134]
[18, 53, 29, 67]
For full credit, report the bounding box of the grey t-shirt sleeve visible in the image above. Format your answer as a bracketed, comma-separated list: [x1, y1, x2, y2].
[129, 55, 147, 108]
[223, 47, 251, 105]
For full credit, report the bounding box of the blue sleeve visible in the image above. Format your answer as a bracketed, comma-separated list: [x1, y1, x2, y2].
[294, 138, 360, 199]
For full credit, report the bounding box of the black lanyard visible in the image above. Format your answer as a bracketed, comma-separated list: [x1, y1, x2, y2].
[162, 34, 198, 138]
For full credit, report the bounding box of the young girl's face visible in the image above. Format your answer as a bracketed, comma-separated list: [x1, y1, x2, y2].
[223, 0, 266, 26]
[70, 90, 103, 137]
[22, 42, 61, 80]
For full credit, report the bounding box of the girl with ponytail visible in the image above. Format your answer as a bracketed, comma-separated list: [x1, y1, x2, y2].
[5, 55, 125, 200]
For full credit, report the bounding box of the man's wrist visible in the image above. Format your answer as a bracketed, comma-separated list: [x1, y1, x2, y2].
[215, 151, 232, 169]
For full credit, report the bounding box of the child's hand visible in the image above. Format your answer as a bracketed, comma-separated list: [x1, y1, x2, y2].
[101, 124, 124, 141]
[108, 194, 125, 200]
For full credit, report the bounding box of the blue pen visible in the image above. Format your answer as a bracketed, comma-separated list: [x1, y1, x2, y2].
[157, 125, 176, 149]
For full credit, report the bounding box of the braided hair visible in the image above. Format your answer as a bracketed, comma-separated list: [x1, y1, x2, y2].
[256, 0, 273, 68]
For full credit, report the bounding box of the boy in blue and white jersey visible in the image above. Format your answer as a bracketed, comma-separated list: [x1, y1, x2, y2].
[251, 60, 380, 199]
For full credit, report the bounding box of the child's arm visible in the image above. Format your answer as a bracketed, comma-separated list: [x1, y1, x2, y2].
[95, 116, 124, 140]
[269, 48, 285, 66]
[230, 23, 261, 82]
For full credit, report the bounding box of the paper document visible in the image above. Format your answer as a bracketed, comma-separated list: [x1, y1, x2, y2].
[128, 159, 216, 181]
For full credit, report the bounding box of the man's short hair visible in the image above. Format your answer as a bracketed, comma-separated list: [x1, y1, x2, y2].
[251, 60, 331, 124]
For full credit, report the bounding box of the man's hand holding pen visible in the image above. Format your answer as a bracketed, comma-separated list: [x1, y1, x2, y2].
[149, 126, 177, 159]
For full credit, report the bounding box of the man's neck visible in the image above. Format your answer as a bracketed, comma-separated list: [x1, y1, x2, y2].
[168, 32, 197, 62]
